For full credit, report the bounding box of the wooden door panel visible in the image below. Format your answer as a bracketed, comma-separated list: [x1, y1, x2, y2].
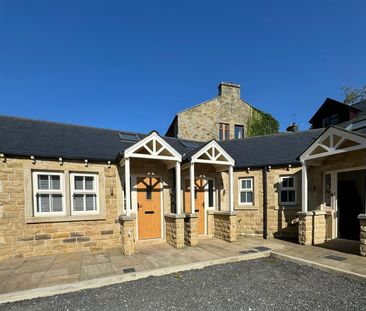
[184, 179, 205, 234]
[137, 177, 161, 240]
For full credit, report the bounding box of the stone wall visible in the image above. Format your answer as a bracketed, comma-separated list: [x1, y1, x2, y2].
[298, 212, 313, 246]
[213, 212, 237, 242]
[165, 214, 184, 249]
[313, 211, 326, 244]
[219, 166, 302, 240]
[0, 157, 121, 260]
[359, 215, 366, 257]
[119, 215, 135, 255]
[176, 83, 252, 141]
[298, 211, 326, 246]
[184, 214, 198, 246]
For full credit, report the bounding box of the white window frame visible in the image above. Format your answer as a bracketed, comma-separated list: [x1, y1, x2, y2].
[279, 176, 297, 205]
[238, 177, 254, 206]
[70, 173, 99, 215]
[32, 171, 66, 217]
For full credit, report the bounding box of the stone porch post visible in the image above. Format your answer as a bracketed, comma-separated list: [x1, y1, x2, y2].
[165, 161, 185, 249]
[119, 215, 135, 255]
[358, 214, 366, 256]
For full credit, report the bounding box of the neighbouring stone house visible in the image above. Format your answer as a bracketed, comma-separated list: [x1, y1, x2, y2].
[165, 82, 279, 141]
[1, 85, 366, 261]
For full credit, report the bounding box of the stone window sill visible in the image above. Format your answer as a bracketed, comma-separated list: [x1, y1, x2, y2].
[274, 205, 301, 210]
[235, 207, 259, 211]
[25, 214, 106, 224]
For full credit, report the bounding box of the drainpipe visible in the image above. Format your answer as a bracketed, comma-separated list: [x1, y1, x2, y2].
[263, 166, 268, 239]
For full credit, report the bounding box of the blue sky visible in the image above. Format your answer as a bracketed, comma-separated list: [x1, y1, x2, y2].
[0, 0, 365, 133]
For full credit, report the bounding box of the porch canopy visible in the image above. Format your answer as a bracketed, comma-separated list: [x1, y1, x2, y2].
[183, 140, 235, 213]
[299, 126, 366, 212]
[120, 131, 182, 216]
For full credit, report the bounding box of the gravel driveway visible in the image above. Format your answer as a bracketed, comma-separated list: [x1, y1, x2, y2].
[1, 258, 366, 311]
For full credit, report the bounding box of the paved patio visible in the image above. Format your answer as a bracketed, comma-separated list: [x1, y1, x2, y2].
[0, 236, 365, 296]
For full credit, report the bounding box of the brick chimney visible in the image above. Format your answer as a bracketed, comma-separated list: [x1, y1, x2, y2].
[218, 82, 241, 98]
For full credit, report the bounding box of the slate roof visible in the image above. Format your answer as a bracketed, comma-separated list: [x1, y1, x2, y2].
[352, 100, 366, 117]
[219, 129, 324, 168]
[8, 115, 362, 169]
[0, 115, 203, 162]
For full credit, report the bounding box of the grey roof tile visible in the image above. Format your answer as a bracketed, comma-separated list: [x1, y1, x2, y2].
[219, 129, 324, 168]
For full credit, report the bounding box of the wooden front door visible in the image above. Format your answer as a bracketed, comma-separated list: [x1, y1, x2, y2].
[137, 177, 161, 240]
[184, 179, 205, 234]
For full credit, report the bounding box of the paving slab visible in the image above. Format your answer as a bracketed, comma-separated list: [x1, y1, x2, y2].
[0, 236, 365, 298]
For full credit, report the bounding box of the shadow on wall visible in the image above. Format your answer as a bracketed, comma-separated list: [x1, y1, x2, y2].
[273, 207, 299, 241]
[272, 175, 301, 241]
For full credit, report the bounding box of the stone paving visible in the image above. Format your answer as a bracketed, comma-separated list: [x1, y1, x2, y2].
[0, 236, 365, 295]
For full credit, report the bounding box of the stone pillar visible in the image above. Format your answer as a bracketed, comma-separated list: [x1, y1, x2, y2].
[207, 210, 215, 237]
[184, 214, 198, 246]
[165, 213, 185, 249]
[358, 214, 366, 257]
[119, 215, 135, 256]
[213, 211, 237, 242]
[297, 212, 313, 246]
[313, 210, 326, 245]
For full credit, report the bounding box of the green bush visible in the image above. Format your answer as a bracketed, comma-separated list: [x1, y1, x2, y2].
[247, 109, 279, 137]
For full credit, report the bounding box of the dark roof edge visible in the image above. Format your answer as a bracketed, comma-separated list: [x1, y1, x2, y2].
[234, 161, 301, 170]
[1, 151, 118, 163]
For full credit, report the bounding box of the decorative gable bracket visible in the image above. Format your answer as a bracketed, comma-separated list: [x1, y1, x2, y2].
[300, 127, 366, 161]
[191, 140, 235, 166]
[123, 131, 182, 162]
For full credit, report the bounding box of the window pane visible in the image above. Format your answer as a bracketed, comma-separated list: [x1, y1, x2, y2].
[234, 125, 244, 139]
[86, 194, 96, 211]
[240, 192, 246, 203]
[146, 185, 152, 200]
[281, 191, 288, 203]
[50, 175, 60, 190]
[288, 178, 294, 188]
[75, 176, 84, 190]
[247, 191, 253, 203]
[38, 175, 49, 190]
[282, 178, 288, 188]
[85, 177, 94, 190]
[224, 124, 229, 140]
[51, 194, 63, 212]
[73, 194, 84, 211]
[219, 124, 223, 141]
[288, 190, 295, 203]
[325, 174, 331, 207]
[38, 194, 50, 212]
[208, 180, 214, 207]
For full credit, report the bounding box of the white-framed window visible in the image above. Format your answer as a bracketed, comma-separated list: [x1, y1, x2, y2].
[279, 176, 296, 204]
[32, 172, 65, 216]
[238, 178, 254, 205]
[70, 173, 99, 215]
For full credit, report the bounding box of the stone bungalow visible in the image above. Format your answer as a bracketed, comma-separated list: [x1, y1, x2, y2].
[0, 83, 366, 261]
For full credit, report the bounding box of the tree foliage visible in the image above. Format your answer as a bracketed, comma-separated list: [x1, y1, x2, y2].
[247, 109, 279, 137]
[342, 85, 366, 105]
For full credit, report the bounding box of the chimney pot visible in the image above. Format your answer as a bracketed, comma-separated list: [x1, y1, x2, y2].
[286, 123, 298, 132]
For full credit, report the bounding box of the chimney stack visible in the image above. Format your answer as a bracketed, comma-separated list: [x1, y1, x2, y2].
[286, 123, 298, 132]
[218, 82, 241, 98]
